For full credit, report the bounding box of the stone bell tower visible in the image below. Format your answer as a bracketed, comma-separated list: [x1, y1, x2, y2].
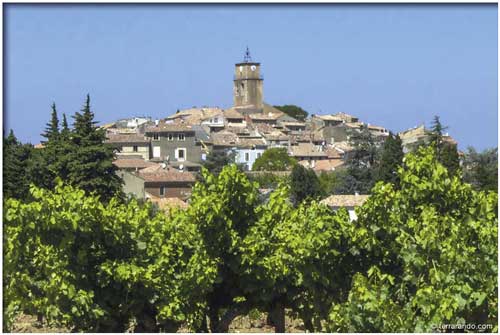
[233, 47, 263, 112]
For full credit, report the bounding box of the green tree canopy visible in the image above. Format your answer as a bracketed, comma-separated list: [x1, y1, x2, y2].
[463, 147, 498, 192]
[328, 146, 498, 332]
[273, 105, 308, 121]
[252, 147, 297, 171]
[4, 182, 217, 332]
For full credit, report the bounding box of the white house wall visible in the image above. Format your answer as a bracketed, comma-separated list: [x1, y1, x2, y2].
[235, 148, 265, 171]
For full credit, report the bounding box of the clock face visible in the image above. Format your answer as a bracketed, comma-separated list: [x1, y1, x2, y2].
[250, 65, 256, 71]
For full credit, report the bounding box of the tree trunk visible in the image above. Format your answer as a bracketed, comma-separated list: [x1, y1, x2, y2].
[194, 315, 209, 333]
[215, 304, 249, 332]
[208, 306, 220, 333]
[303, 318, 314, 333]
[135, 304, 159, 332]
[268, 302, 285, 333]
[274, 304, 286, 333]
[313, 317, 322, 332]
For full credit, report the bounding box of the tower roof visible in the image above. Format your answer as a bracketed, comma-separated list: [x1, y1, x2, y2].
[236, 47, 260, 66]
[244, 46, 252, 62]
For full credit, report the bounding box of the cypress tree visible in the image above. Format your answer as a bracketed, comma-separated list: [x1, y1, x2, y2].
[429, 115, 459, 175]
[337, 125, 378, 194]
[290, 164, 323, 206]
[202, 149, 237, 175]
[67, 95, 123, 202]
[375, 133, 404, 185]
[440, 142, 460, 176]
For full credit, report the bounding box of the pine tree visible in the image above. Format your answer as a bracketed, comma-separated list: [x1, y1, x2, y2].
[3, 130, 32, 199]
[67, 95, 123, 202]
[375, 133, 404, 185]
[35, 103, 62, 189]
[41, 103, 60, 143]
[61, 113, 69, 137]
[55, 112, 73, 180]
[72, 94, 98, 142]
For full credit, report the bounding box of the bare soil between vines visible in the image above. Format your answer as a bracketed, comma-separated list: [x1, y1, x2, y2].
[11, 313, 307, 333]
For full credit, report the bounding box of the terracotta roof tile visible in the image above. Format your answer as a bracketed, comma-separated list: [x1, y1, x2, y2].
[138, 166, 196, 183]
[113, 158, 158, 169]
[145, 121, 195, 133]
[320, 194, 370, 207]
[210, 131, 239, 146]
[299, 159, 345, 171]
[105, 134, 150, 144]
[289, 142, 327, 158]
[223, 108, 244, 119]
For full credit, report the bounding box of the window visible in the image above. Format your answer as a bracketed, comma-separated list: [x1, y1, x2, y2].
[245, 152, 249, 162]
[153, 146, 161, 158]
[160, 186, 165, 197]
[133, 145, 138, 152]
[178, 133, 185, 141]
[168, 133, 174, 141]
[176, 148, 186, 161]
[214, 117, 219, 123]
[257, 153, 262, 158]
[153, 133, 159, 141]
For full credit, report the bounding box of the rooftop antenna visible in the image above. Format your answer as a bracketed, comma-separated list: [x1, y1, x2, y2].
[244, 46, 252, 63]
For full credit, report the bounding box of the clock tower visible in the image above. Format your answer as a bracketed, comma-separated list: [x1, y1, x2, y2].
[233, 47, 263, 112]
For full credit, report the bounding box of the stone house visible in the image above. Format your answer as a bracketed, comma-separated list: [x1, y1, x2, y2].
[289, 142, 328, 162]
[138, 164, 196, 199]
[116, 170, 146, 199]
[234, 138, 267, 171]
[223, 108, 246, 126]
[105, 134, 151, 160]
[145, 121, 205, 164]
[281, 121, 306, 132]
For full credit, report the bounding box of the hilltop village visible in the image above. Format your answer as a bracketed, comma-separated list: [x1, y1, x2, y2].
[102, 50, 457, 210]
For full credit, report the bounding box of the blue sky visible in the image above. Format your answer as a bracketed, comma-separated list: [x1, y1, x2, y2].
[4, 4, 498, 150]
